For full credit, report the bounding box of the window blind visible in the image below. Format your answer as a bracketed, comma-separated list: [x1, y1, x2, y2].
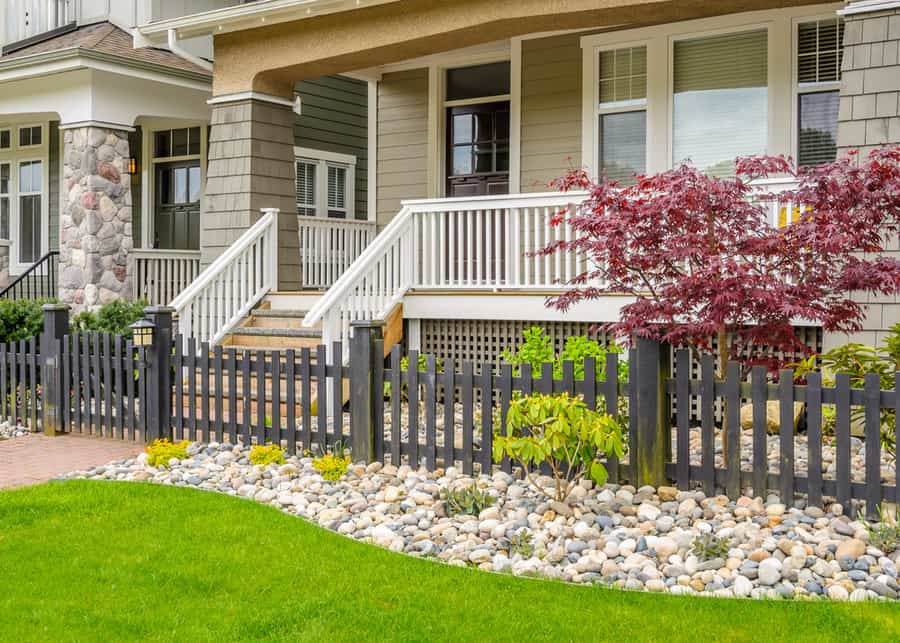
[600, 112, 646, 184]
[798, 90, 839, 167]
[599, 46, 647, 105]
[798, 19, 843, 84]
[296, 160, 316, 216]
[673, 29, 768, 176]
[327, 165, 347, 218]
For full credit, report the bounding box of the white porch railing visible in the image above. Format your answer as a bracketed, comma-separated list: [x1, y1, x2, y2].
[132, 249, 201, 306]
[298, 217, 377, 289]
[170, 209, 279, 346]
[301, 182, 801, 353]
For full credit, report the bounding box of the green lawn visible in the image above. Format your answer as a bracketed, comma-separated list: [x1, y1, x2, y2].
[0, 482, 897, 642]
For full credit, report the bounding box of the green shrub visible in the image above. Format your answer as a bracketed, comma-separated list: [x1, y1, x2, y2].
[0, 299, 48, 344]
[494, 392, 624, 502]
[249, 444, 286, 466]
[441, 483, 496, 516]
[859, 507, 900, 554]
[500, 326, 627, 382]
[509, 529, 535, 558]
[145, 439, 190, 468]
[71, 299, 148, 337]
[691, 533, 731, 562]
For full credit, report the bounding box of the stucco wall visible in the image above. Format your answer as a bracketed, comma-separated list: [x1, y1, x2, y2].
[832, 5, 900, 349]
[520, 33, 583, 192]
[376, 69, 428, 227]
[294, 75, 368, 221]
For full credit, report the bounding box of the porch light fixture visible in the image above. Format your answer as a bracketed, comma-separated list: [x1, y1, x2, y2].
[130, 318, 156, 347]
[127, 157, 138, 174]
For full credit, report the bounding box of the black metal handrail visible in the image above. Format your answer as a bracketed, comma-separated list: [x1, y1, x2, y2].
[0, 251, 59, 301]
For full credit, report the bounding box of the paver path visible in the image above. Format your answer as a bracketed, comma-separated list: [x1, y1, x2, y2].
[0, 434, 142, 489]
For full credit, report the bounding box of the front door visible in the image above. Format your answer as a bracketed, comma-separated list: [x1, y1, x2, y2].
[154, 161, 200, 250]
[446, 101, 510, 197]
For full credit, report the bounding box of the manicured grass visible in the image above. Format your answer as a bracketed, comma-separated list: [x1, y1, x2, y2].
[0, 482, 897, 642]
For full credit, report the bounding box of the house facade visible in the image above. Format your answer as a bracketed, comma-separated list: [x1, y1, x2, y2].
[3, 0, 899, 362]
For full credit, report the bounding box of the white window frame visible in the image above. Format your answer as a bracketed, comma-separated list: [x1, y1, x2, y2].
[293, 146, 356, 219]
[594, 40, 651, 182]
[580, 4, 843, 178]
[0, 120, 49, 274]
[791, 14, 843, 165]
[0, 161, 10, 239]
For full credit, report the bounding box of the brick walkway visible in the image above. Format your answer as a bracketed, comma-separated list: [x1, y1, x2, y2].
[0, 434, 143, 490]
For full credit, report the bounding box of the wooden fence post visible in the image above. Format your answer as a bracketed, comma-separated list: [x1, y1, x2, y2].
[349, 320, 383, 463]
[634, 336, 669, 488]
[145, 306, 174, 443]
[41, 303, 69, 436]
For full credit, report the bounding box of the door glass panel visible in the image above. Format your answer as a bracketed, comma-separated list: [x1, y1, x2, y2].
[189, 166, 202, 202]
[452, 114, 473, 144]
[154, 130, 171, 158]
[452, 147, 473, 175]
[174, 167, 188, 204]
[172, 128, 189, 157]
[188, 127, 201, 155]
[496, 145, 509, 172]
[474, 113, 493, 142]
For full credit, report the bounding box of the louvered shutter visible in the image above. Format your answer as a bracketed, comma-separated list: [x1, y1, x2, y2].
[296, 160, 316, 216]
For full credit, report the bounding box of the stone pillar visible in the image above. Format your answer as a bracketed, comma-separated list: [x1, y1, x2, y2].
[828, 3, 900, 349]
[59, 126, 133, 313]
[205, 95, 300, 290]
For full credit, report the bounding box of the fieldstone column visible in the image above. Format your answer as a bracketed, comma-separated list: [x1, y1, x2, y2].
[829, 2, 900, 349]
[59, 126, 133, 313]
[205, 95, 300, 290]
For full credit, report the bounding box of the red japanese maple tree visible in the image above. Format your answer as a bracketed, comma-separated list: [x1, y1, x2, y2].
[543, 147, 900, 376]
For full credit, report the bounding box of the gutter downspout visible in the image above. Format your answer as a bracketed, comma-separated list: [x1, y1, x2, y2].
[167, 28, 214, 72]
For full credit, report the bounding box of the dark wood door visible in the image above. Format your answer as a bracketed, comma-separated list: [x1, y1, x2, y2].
[446, 101, 510, 197]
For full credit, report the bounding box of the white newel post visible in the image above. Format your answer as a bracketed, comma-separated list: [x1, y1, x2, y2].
[262, 208, 280, 292]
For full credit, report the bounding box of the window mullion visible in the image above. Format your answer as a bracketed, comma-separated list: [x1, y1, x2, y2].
[317, 160, 328, 218]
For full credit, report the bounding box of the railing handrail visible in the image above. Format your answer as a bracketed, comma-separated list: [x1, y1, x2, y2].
[131, 248, 202, 260]
[302, 205, 412, 327]
[0, 250, 59, 300]
[402, 191, 590, 212]
[170, 209, 276, 312]
[297, 217, 377, 229]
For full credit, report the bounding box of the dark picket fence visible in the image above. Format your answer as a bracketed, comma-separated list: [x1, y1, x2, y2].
[21, 306, 900, 518]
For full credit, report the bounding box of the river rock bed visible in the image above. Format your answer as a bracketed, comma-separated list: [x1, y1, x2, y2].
[0, 421, 29, 439]
[59, 441, 900, 601]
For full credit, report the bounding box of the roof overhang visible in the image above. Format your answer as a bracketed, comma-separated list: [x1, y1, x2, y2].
[134, 0, 401, 46]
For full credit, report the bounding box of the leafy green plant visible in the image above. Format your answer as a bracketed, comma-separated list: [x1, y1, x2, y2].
[0, 299, 48, 344]
[509, 529, 535, 558]
[690, 533, 731, 562]
[793, 323, 900, 457]
[859, 507, 900, 554]
[145, 438, 190, 468]
[312, 441, 351, 481]
[441, 483, 496, 516]
[249, 444, 286, 466]
[494, 392, 624, 502]
[70, 299, 148, 337]
[500, 326, 627, 382]
[500, 326, 555, 375]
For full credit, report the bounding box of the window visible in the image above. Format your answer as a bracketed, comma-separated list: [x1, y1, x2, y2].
[294, 148, 356, 219]
[18, 126, 41, 148]
[0, 130, 9, 151]
[154, 127, 201, 158]
[673, 29, 768, 177]
[18, 160, 42, 264]
[597, 46, 647, 183]
[797, 19, 843, 168]
[0, 163, 9, 240]
[446, 62, 511, 101]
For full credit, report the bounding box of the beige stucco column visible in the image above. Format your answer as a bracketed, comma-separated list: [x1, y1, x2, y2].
[204, 95, 300, 290]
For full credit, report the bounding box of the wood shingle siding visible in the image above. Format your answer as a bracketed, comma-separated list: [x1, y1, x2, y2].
[294, 75, 369, 221]
[520, 33, 582, 192]
[377, 69, 428, 227]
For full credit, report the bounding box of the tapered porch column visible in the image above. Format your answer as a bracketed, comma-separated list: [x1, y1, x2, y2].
[204, 94, 300, 290]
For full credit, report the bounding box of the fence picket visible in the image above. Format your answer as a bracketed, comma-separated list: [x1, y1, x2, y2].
[271, 349, 282, 447]
[725, 361, 741, 499]
[241, 349, 251, 445]
[113, 336, 123, 440]
[835, 373, 851, 509]
[628, 349, 638, 484]
[331, 342, 343, 447]
[779, 369, 795, 504]
[18, 339, 26, 429]
[499, 362, 513, 474]
[91, 333, 101, 436]
[173, 337, 184, 440]
[227, 348, 238, 444]
[864, 372, 882, 520]
[751, 366, 768, 498]
[103, 333, 112, 437]
[214, 345, 224, 442]
[126, 339, 136, 440]
[806, 372, 823, 509]
[201, 342, 211, 443]
[442, 358, 455, 469]
[407, 349, 419, 468]
[316, 344, 327, 449]
[480, 361, 493, 473]
[424, 354, 436, 470]
[700, 354, 715, 496]
[373, 339, 385, 461]
[461, 360, 474, 475]
[187, 336, 197, 441]
[255, 350, 265, 446]
[300, 347, 312, 450]
[604, 353, 618, 484]
[675, 350, 690, 490]
[286, 349, 296, 455]
[28, 336, 37, 431]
